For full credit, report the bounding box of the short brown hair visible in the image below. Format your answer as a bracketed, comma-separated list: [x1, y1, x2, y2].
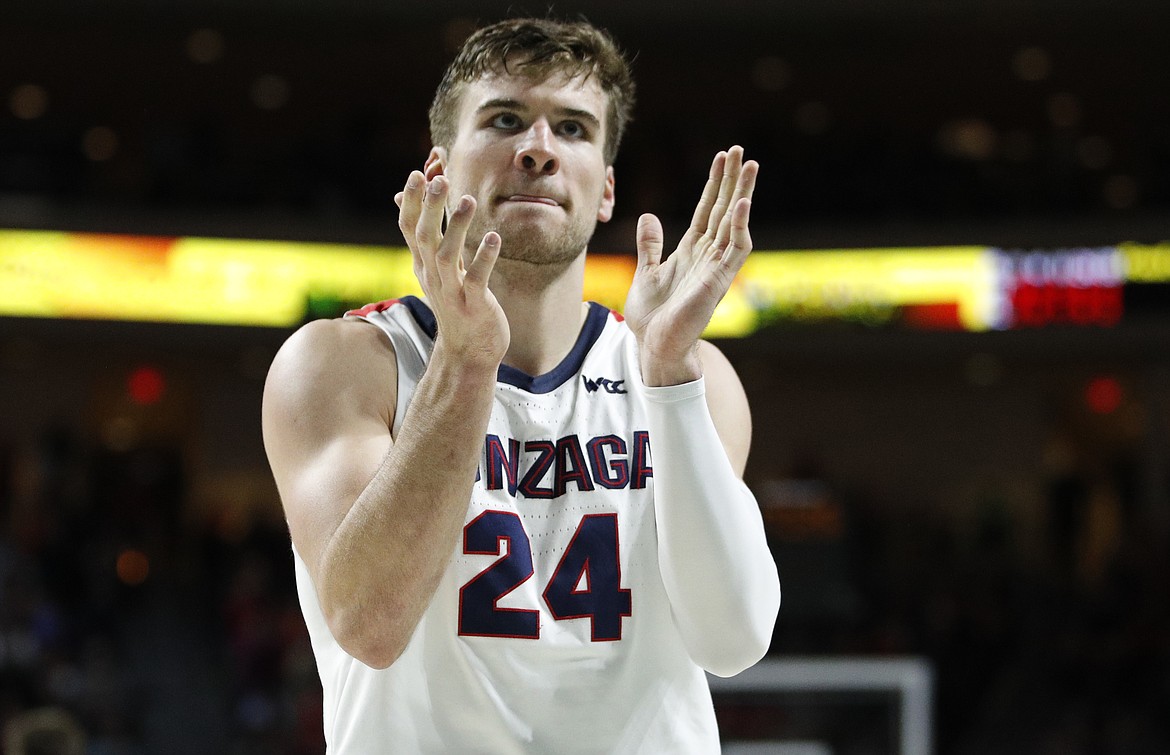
[428, 18, 636, 165]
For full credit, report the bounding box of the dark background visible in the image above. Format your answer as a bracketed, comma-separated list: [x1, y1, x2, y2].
[1, 1, 1169, 752]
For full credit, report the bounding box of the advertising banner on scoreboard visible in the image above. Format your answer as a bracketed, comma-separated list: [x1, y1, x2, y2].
[0, 229, 1166, 334]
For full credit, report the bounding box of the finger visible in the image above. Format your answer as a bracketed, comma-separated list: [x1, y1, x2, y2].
[436, 195, 476, 283]
[713, 159, 758, 252]
[464, 231, 501, 290]
[736, 158, 759, 202]
[415, 176, 448, 252]
[414, 177, 449, 291]
[398, 172, 427, 279]
[687, 151, 727, 236]
[706, 145, 743, 238]
[635, 213, 665, 270]
[718, 198, 753, 269]
[398, 171, 425, 240]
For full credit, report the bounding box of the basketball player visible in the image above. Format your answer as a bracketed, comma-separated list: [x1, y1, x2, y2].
[262, 17, 781, 752]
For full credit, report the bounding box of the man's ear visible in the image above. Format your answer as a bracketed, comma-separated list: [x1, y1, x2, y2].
[597, 166, 616, 223]
[424, 147, 447, 180]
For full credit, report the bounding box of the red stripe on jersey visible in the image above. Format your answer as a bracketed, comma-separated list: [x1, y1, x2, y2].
[345, 299, 400, 318]
[609, 309, 624, 322]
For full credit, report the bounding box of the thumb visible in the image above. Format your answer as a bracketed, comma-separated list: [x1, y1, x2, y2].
[635, 213, 664, 270]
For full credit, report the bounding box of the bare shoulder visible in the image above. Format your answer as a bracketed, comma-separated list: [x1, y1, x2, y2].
[262, 317, 398, 464]
[267, 316, 395, 404]
[263, 317, 402, 576]
[696, 340, 752, 474]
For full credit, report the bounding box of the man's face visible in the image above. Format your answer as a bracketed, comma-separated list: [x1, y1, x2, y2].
[429, 69, 615, 266]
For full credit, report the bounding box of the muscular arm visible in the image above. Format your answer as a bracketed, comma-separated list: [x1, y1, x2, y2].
[263, 318, 497, 669]
[264, 171, 506, 669]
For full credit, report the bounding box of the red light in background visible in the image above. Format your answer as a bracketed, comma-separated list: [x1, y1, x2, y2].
[1084, 376, 1123, 414]
[1011, 284, 1123, 328]
[902, 302, 963, 330]
[116, 549, 150, 586]
[127, 365, 165, 405]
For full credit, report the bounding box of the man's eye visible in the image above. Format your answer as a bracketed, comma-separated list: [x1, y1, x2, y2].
[559, 121, 586, 139]
[491, 113, 522, 130]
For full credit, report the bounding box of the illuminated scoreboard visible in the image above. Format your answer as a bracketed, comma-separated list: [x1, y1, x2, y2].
[1002, 244, 1168, 328]
[737, 244, 1167, 333]
[0, 229, 1166, 335]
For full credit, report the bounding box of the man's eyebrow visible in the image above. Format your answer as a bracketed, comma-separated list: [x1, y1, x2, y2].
[559, 107, 602, 130]
[475, 98, 602, 129]
[475, 97, 525, 114]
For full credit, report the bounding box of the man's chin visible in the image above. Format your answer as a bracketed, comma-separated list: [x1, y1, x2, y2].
[496, 241, 583, 267]
[494, 226, 591, 266]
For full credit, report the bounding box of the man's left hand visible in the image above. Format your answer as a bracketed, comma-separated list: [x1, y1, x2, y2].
[623, 145, 758, 386]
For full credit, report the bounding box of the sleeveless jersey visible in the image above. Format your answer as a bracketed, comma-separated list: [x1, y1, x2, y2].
[292, 296, 721, 753]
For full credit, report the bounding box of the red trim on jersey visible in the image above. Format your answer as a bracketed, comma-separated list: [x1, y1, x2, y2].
[609, 309, 624, 322]
[345, 299, 400, 318]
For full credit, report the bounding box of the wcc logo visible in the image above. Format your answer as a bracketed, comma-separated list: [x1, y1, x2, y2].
[583, 375, 627, 394]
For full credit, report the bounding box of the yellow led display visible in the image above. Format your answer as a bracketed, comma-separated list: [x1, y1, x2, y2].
[1120, 242, 1170, 283]
[3, 229, 1166, 334]
[0, 230, 418, 327]
[740, 247, 995, 330]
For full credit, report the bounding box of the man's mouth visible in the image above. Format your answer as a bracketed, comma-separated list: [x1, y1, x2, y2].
[501, 194, 561, 207]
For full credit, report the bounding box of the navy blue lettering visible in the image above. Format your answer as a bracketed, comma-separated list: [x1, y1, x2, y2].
[587, 435, 629, 489]
[543, 514, 631, 641]
[554, 435, 595, 496]
[484, 434, 520, 495]
[582, 375, 627, 394]
[458, 511, 540, 639]
[632, 431, 653, 489]
[519, 440, 557, 499]
[480, 432, 652, 499]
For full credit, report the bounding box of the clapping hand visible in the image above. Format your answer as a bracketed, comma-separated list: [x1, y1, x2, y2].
[395, 172, 510, 368]
[623, 146, 758, 386]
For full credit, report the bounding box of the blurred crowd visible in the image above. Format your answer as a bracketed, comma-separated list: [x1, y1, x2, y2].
[2, 410, 1168, 753]
[0, 429, 321, 754]
[762, 457, 1170, 753]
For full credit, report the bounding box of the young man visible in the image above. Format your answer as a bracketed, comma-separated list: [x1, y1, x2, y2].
[263, 17, 781, 753]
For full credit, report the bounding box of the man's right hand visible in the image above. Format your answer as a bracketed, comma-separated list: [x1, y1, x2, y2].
[396, 171, 509, 369]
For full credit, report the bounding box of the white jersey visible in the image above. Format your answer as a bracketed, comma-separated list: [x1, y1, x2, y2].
[292, 296, 721, 754]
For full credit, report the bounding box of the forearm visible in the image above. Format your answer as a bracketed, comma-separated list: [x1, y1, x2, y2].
[647, 379, 781, 677]
[317, 346, 497, 667]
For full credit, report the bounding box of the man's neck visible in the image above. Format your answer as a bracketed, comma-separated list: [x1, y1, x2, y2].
[490, 252, 589, 377]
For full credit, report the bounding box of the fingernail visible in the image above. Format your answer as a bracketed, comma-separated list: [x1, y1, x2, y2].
[457, 196, 471, 212]
[406, 173, 420, 189]
[428, 179, 444, 195]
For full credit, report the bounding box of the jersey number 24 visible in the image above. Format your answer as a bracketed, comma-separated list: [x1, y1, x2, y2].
[458, 510, 632, 642]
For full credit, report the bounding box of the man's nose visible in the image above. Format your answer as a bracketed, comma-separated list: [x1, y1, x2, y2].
[514, 119, 559, 176]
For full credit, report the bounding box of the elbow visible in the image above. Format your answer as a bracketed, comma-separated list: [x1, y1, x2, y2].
[314, 554, 418, 669]
[698, 615, 775, 678]
[698, 576, 782, 679]
[323, 601, 410, 670]
[694, 632, 769, 678]
[342, 640, 404, 671]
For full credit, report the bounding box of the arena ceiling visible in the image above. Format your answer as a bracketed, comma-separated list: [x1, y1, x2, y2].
[2, 0, 1168, 248]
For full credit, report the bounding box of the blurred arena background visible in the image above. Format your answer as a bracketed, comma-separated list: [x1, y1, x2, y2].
[2, 0, 1169, 752]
